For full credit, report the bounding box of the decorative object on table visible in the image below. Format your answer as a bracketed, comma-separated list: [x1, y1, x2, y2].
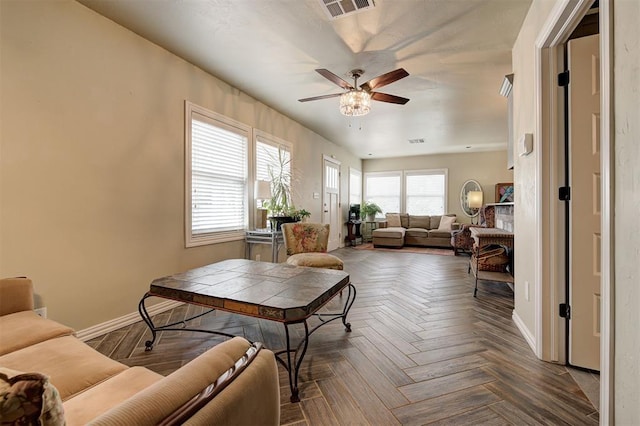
[495, 182, 514, 203]
[298, 68, 410, 117]
[281, 223, 344, 270]
[255, 180, 272, 229]
[360, 201, 382, 222]
[460, 179, 483, 223]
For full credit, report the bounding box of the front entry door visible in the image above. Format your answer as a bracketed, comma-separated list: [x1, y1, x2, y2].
[568, 34, 600, 371]
[323, 156, 341, 251]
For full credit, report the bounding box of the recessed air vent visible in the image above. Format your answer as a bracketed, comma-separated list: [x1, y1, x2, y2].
[319, 0, 375, 20]
[408, 138, 425, 144]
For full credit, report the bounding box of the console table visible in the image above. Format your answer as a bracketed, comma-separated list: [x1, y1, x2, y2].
[469, 227, 514, 297]
[245, 229, 284, 263]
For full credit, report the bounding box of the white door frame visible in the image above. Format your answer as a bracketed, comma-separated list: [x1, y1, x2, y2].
[534, 0, 612, 421]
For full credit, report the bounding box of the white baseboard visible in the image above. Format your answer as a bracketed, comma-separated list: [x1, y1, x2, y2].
[75, 300, 184, 342]
[512, 309, 537, 354]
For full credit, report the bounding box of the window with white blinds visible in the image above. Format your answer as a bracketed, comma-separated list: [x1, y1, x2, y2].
[185, 102, 250, 246]
[349, 168, 362, 205]
[364, 169, 448, 216]
[364, 172, 401, 217]
[405, 170, 447, 215]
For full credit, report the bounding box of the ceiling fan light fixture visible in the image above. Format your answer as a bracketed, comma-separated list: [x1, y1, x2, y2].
[339, 90, 371, 116]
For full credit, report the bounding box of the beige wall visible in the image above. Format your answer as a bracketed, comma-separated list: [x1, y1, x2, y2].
[510, 0, 557, 348]
[363, 151, 513, 223]
[613, 0, 640, 421]
[0, 1, 360, 329]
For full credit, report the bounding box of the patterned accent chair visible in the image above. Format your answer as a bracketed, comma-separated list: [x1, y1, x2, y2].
[451, 205, 496, 255]
[281, 223, 344, 270]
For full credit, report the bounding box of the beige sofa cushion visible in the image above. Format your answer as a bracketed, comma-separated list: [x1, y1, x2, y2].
[405, 228, 429, 239]
[429, 214, 456, 230]
[428, 230, 454, 239]
[0, 335, 127, 401]
[409, 215, 431, 229]
[386, 213, 401, 227]
[372, 227, 405, 239]
[438, 215, 456, 231]
[0, 311, 74, 356]
[63, 367, 162, 425]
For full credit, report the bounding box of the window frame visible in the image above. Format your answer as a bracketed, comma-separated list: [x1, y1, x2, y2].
[404, 168, 448, 216]
[349, 167, 362, 206]
[363, 168, 448, 216]
[185, 101, 252, 247]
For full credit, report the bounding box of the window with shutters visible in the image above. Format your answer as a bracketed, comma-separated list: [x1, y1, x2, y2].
[364, 169, 448, 216]
[185, 102, 250, 246]
[364, 171, 402, 217]
[349, 168, 362, 205]
[405, 169, 447, 215]
[255, 132, 291, 187]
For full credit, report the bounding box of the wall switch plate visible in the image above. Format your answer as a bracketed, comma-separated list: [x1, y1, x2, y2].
[313, 192, 320, 199]
[35, 307, 47, 318]
[519, 133, 533, 156]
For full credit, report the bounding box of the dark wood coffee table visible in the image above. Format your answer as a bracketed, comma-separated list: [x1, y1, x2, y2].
[138, 259, 356, 402]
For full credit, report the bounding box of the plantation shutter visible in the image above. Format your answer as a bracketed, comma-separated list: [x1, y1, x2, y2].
[406, 172, 446, 215]
[256, 138, 290, 182]
[191, 114, 247, 236]
[364, 172, 401, 216]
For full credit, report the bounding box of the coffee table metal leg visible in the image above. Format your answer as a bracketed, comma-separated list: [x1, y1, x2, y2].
[138, 293, 233, 351]
[281, 320, 310, 403]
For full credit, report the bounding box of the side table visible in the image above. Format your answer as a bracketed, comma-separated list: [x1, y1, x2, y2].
[245, 229, 284, 263]
[363, 221, 380, 243]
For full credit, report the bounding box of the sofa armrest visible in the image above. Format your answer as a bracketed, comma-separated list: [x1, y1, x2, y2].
[90, 337, 280, 426]
[0, 277, 34, 316]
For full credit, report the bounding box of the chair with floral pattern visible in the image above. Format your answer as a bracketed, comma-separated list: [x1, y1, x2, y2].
[281, 223, 344, 270]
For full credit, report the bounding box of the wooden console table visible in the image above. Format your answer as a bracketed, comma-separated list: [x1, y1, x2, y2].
[469, 227, 514, 297]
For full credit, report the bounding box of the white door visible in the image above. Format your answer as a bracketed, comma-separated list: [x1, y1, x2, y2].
[568, 34, 600, 371]
[323, 156, 341, 251]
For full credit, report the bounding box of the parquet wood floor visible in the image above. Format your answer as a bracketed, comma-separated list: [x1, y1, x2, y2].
[87, 248, 599, 425]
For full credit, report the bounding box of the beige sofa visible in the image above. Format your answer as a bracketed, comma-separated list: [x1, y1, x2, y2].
[372, 213, 459, 248]
[0, 277, 280, 425]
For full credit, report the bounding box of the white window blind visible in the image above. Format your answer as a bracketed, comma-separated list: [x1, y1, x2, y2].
[186, 102, 249, 246]
[349, 168, 362, 205]
[364, 172, 401, 216]
[406, 171, 446, 215]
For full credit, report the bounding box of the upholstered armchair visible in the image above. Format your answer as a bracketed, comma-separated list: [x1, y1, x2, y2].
[451, 205, 496, 255]
[281, 223, 344, 270]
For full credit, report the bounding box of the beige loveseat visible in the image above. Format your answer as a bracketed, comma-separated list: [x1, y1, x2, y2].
[372, 213, 459, 248]
[0, 277, 280, 425]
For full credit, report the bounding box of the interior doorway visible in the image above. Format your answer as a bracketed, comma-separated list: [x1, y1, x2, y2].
[322, 156, 341, 251]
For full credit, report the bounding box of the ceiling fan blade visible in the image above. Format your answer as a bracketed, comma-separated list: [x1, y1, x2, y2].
[315, 69, 354, 90]
[371, 92, 410, 105]
[298, 93, 343, 102]
[361, 68, 409, 91]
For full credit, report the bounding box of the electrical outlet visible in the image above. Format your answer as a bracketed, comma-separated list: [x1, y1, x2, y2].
[524, 281, 530, 301]
[255, 254, 261, 262]
[35, 307, 47, 318]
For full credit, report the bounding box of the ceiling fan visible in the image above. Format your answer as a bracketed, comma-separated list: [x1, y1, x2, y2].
[298, 68, 410, 116]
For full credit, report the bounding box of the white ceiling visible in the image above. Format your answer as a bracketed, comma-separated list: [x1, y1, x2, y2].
[78, 0, 532, 159]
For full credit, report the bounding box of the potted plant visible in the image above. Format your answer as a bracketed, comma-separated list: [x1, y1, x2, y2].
[265, 147, 297, 230]
[361, 201, 382, 222]
[292, 208, 311, 222]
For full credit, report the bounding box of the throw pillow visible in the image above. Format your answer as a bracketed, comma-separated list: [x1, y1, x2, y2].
[438, 215, 456, 231]
[0, 367, 65, 426]
[386, 213, 401, 227]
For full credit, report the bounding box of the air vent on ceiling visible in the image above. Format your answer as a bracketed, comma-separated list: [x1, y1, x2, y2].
[408, 138, 425, 144]
[319, 0, 375, 20]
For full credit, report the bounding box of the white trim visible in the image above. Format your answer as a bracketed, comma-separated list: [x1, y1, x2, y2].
[599, 0, 614, 422]
[534, 0, 612, 420]
[513, 310, 537, 354]
[76, 300, 184, 342]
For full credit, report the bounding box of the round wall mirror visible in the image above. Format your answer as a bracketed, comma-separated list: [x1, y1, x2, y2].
[460, 179, 483, 218]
